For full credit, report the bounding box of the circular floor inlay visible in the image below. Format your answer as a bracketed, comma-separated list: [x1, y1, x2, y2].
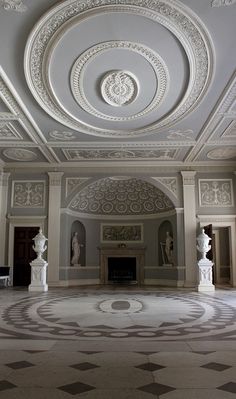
[111, 300, 131, 310]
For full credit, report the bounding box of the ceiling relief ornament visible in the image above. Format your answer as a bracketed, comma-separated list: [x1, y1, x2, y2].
[0, 122, 22, 140]
[222, 121, 236, 138]
[12, 181, 45, 208]
[211, 0, 236, 6]
[65, 177, 90, 197]
[207, 147, 236, 159]
[167, 129, 194, 140]
[49, 130, 76, 141]
[199, 179, 233, 207]
[152, 177, 178, 198]
[68, 177, 174, 216]
[71, 41, 168, 121]
[63, 148, 179, 161]
[1, 0, 27, 12]
[3, 148, 37, 161]
[24, 0, 213, 138]
[100, 70, 139, 107]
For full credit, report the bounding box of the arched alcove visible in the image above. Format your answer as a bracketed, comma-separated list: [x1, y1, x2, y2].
[70, 221, 86, 266]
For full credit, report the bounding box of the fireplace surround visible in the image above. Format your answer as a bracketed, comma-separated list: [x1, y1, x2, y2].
[98, 246, 145, 285]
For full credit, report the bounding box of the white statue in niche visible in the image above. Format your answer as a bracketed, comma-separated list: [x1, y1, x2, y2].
[71, 232, 83, 266]
[165, 231, 174, 264]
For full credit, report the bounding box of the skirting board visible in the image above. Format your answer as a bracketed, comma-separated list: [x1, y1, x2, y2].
[144, 279, 185, 287]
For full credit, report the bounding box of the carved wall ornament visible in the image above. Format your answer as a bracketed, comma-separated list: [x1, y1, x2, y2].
[152, 177, 177, 198]
[3, 148, 37, 161]
[211, 0, 236, 6]
[12, 181, 45, 208]
[199, 179, 233, 207]
[49, 130, 76, 141]
[207, 147, 236, 159]
[68, 177, 174, 216]
[101, 223, 143, 243]
[24, 0, 213, 138]
[48, 172, 64, 186]
[66, 178, 90, 197]
[63, 148, 178, 161]
[71, 42, 168, 121]
[1, 0, 27, 12]
[100, 70, 139, 107]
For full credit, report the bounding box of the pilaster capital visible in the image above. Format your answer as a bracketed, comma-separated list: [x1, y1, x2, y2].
[0, 172, 10, 187]
[181, 171, 196, 186]
[48, 172, 64, 186]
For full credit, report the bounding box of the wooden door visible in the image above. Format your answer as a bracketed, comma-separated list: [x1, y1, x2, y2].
[13, 227, 39, 286]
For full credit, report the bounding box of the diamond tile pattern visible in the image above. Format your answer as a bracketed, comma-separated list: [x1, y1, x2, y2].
[5, 360, 35, 369]
[138, 382, 176, 395]
[217, 382, 236, 394]
[201, 362, 232, 372]
[58, 381, 96, 395]
[0, 380, 16, 392]
[70, 362, 100, 371]
[135, 362, 165, 372]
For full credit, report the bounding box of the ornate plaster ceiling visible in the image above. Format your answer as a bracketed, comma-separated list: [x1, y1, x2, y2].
[0, 0, 236, 169]
[68, 177, 174, 216]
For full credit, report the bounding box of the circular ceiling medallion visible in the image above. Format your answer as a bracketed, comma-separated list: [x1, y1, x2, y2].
[100, 70, 138, 107]
[207, 148, 236, 160]
[24, 0, 213, 138]
[70, 41, 168, 122]
[3, 148, 37, 161]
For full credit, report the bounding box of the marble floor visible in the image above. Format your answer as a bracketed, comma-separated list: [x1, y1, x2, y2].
[1, 286, 236, 398]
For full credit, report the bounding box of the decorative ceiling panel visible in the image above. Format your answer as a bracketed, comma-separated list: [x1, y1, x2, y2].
[69, 177, 174, 216]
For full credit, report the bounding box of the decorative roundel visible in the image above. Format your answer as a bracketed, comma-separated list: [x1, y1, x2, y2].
[100, 70, 139, 107]
[24, 0, 213, 138]
[69, 177, 174, 216]
[3, 148, 37, 161]
[207, 147, 236, 160]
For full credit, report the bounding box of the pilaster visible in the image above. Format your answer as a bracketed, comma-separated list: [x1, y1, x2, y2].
[47, 172, 63, 285]
[0, 172, 10, 264]
[181, 171, 197, 287]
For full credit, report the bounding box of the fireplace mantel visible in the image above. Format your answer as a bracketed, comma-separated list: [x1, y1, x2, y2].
[98, 246, 146, 285]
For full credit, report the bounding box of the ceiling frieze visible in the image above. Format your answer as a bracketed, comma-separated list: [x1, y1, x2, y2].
[24, 0, 213, 138]
[211, 0, 236, 6]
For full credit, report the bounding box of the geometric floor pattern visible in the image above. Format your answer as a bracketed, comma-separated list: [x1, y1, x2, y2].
[0, 286, 236, 398]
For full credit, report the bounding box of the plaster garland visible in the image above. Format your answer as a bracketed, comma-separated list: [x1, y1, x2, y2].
[24, 0, 213, 138]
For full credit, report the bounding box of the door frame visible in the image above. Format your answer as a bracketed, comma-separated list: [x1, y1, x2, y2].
[197, 215, 236, 287]
[7, 216, 46, 284]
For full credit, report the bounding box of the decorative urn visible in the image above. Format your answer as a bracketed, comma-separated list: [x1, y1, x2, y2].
[196, 228, 211, 260]
[32, 229, 47, 259]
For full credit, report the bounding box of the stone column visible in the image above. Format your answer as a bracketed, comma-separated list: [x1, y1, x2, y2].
[0, 172, 10, 264]
[47, 172, 63, 286]
[181, 171, 197, 287]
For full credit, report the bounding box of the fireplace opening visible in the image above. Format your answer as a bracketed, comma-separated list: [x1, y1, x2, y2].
[108, 257, 136, 283]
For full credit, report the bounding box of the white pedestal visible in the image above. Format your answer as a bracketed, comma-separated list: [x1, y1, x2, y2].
[197, 258, 215, 292]
[29, 258, 48, 292]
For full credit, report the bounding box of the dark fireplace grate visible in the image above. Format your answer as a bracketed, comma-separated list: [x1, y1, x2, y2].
[108, 257, 136, 283]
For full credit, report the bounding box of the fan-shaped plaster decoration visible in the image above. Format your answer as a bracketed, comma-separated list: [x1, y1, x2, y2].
[24, 0, 213, 138]
[68, 177, 174, 216]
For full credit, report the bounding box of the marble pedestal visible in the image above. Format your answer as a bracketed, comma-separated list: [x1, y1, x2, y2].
[29, 258, 48, 292]
[197, 258, 215, 292]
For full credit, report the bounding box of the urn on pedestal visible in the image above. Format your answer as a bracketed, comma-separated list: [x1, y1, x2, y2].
[196, 229, 215, 292]
[28, 229, 48, 292]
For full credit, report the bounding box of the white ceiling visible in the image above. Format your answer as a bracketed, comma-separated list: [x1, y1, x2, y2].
[0, 0, 236, 171]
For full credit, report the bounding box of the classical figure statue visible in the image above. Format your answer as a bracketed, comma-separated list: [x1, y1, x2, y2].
[165, 231, 173, 264]
[71, 232, 82, 266]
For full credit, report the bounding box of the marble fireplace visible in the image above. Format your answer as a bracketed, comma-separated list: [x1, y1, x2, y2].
[98, 246, 145, 285]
